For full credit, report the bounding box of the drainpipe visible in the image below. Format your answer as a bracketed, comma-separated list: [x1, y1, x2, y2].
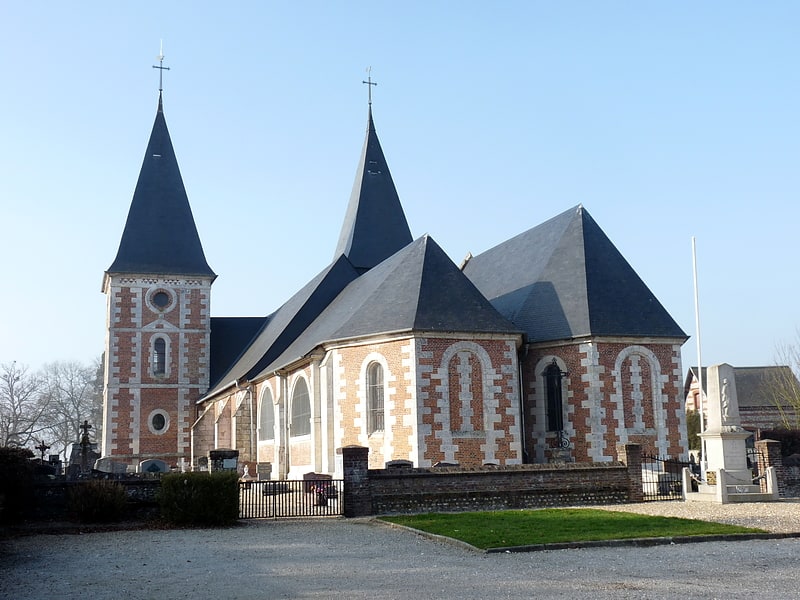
[518, 342, 529, 463]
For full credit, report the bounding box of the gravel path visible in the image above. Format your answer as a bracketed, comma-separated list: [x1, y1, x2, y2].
[2, 501, 800, 600]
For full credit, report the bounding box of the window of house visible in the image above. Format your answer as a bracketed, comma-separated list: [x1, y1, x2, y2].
[291, 378, 311, 437]
[153, 337, 167, 376]
[259, 388, 274, 441]
[367, 362, 385, 434]
[545, 360, 565, 432]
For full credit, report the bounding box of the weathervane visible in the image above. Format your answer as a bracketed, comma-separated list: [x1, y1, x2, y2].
[153, 40, 170, 92]
[362, 66, 377, 106]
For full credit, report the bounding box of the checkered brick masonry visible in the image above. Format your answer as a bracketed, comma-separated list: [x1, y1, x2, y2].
[522, 337, 687, 464]
[102, 274, 212, 469]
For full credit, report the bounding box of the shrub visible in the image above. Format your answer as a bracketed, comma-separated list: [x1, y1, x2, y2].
[68, 480, 129, 523]
[158, 471, 240, 526]
[0, 446, 35, 523]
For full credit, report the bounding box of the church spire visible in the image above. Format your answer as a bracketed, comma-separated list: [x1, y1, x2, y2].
[334, 73, 412, 271]
[107, 55, 214, 279]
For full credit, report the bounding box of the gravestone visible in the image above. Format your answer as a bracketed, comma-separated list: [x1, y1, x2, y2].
[208, 449, 238, 472]
[385, 459, 413, 469]
[256, 462, 272, 480]
[138, 459, 169, 474]
[95, 457, 128, 474]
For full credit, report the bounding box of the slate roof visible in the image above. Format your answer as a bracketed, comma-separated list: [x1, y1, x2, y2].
[463, 205, 686, 342]
[107, 93, 215, 278]
[205, 255, 361, 395]
[209, 316, 269, 387]
[685, 366, 800, 409]
[249, 235, 521, 380]
[333, 107, 413, 271]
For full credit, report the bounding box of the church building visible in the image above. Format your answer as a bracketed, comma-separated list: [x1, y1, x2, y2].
[102, 73, 689, 476]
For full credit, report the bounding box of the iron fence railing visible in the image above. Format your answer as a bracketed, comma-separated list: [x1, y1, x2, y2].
[239, 479, 344, 519]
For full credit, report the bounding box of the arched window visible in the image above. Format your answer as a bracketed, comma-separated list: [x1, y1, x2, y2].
[153, 338, 166, 376]
[366, 362, 384, 434]
[544, 359, 566, 432]
[259, 388, 274, 441]
[291, 378, 311, 437]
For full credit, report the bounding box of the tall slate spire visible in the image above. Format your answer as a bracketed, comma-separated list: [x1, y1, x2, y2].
[107, 92, 215, 278]
[334, 106, 412, 271]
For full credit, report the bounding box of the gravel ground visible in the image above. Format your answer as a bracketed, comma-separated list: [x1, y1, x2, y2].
[2, 501, 800, 600]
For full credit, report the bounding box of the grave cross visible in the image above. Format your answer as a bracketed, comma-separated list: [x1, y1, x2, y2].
[35, 440, 51, 462]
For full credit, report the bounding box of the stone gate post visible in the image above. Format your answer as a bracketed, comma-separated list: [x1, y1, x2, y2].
[617, 443, 643, 503]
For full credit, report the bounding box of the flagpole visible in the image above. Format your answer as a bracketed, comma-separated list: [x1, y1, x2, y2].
[691, 237, 706, 476]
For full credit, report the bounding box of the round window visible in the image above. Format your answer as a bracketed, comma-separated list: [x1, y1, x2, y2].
[151, 413, 166, 431]
[152, 291, 170, 309]
[148, 410, 169, 434]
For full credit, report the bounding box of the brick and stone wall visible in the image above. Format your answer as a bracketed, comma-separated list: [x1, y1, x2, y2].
[103, 275, 212, 468]
[522, 339, 686, 464]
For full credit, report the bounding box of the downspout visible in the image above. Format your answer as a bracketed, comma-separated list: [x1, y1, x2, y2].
[518, 341, 529, 463]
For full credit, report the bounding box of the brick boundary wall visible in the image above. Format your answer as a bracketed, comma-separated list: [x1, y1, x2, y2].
[342, 445, 640, 516]
[755, 439, 791, 497]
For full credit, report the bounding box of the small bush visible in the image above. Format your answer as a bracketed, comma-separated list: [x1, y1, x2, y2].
[0, 446, 35, 523]
[158, 471, 240, 526]
[68, 480, 129, 523]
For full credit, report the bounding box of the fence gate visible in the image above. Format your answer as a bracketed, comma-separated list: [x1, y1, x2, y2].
[239, 479, 344, 519]
[641, 454, 691, 501]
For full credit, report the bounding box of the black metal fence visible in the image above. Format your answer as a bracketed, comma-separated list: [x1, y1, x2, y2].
[641, 454, 691, 501]
[239, 479, 344, 519]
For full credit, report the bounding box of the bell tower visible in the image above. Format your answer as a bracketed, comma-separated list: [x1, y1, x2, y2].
[102, 54, 215, 468]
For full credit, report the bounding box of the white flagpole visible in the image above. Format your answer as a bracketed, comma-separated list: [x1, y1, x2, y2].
[691, 237, 706, 475]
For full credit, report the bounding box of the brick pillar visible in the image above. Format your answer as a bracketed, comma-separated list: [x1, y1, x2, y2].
[617, 443, 643, 503]
[755, 439, 785, 497]
[340, 445, 371, 517]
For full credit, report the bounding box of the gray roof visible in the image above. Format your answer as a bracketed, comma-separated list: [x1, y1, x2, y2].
[107, 94, 215, 278]
[463, 205, 686, 342]
[205, 255, 361, 395]
[251, 235, 521, 379]
[209, 316, 269, 387]
[685, 366, 800, 409]
[333, 107, 412, 271]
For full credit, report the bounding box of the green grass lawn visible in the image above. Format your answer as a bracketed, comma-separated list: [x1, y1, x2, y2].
[380, 508, 766, 550]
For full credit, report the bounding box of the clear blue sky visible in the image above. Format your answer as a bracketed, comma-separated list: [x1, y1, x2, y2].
[1, 2, 798, 375]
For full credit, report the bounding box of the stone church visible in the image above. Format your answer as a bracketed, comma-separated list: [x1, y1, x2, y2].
[102, 83, 689, 477]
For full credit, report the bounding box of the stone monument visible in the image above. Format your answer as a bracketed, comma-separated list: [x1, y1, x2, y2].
[689, 363, 770, 502]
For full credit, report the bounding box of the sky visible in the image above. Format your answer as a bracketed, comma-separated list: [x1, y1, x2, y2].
[1, 2, 798, 377]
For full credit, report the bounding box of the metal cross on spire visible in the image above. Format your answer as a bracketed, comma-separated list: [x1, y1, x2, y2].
[362, 66, 377, 106]
[153, 40, 170, 92]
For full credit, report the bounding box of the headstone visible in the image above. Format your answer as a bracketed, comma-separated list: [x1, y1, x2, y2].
[138, 459, 169, 474]
[95, 457, 128, 474]
[208, 449, 239, 472]
[256, 462, 272, 480]
[385, 459, 413, 469]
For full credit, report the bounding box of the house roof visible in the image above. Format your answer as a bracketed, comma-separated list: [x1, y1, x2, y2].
[685, 365, 800, 409]
[107, 93, 215, 278]
[250, 234, 521, 379]
[333, 107, 412, 272]
[462, 205, 686, 342]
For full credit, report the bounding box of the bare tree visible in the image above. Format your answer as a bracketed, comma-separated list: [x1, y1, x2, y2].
[0, 362, 48, 447]
[769, 335, 800, 429]
[38, 359, 103, 459]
